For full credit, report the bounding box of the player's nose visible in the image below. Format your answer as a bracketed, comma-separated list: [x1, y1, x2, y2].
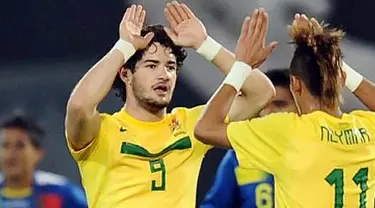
[158, 68, 171, 81]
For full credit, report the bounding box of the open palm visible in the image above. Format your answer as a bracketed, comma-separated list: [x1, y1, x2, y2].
[164, 1, 207, 49]
[119, 5, 154, 50]
[123, 20, 142, 38]
[235, 8, 278, 69]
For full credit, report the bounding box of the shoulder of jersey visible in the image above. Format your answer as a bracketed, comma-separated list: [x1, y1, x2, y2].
[253, 112, 298, 121]
[34, 170, 69, 186]
[101, 112, 118, 120]
[102, 112, 128, 127]
[167, 107, 189, 121]
[349, 110, 375, 117]
[170, 106, 189, 114]
[170, 106, 203, 117]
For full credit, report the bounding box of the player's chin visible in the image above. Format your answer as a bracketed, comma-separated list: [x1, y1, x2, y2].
[151, 97, 171, 108]
[155, 98, 171, 107]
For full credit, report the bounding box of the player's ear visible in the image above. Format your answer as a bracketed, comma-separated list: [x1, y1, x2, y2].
[290, 75, 302, 96]
[34, 148, 45, 164]
[119, 67, 132, 85]
[340, 70, 346, 88]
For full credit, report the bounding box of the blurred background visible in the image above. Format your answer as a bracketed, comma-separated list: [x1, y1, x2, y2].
[1, 0, 375, 206]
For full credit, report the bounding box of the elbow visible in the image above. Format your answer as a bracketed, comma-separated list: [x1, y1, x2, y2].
[260, 73, 276, 104]
[194, 120, 211, 145]
[67, 97, 85, 115]
[67, 95, 94, 119]
[265, 82, 276, 102]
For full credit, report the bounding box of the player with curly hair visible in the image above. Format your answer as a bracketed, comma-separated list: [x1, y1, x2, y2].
[65, 2, 276, 207]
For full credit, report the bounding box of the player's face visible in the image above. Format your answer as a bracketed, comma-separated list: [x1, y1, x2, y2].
[129, 43, 177, 110]
[0, 128, 43, 178]
[259, 86, 297, 117]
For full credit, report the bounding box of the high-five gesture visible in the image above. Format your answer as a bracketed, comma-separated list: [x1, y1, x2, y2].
[164, 1, 207, 49]
[235, 8, 278, 69]
[120, 5, 154, 50]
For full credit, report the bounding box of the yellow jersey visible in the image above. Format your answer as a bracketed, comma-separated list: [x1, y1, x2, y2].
[66, 106, 211, 208]
[227, 110, 375, 208]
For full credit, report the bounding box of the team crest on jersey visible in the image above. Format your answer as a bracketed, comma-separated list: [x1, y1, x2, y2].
[169, 117, 186, 137]
[169, 117, 181, 132]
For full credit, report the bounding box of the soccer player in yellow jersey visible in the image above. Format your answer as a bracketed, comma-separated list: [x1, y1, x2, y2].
[65, 2, 277, 208]
[195, 12, 375, 208]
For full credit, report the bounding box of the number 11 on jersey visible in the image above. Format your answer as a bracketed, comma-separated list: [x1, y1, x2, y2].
[325, 167, 369, 208]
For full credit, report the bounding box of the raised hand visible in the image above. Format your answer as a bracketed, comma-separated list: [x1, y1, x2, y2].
[164, 1, 207, 49]
[235, 8, 278, 69]
[119, 5, 154, 50]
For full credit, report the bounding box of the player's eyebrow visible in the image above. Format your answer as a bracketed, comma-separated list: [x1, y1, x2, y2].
[143, 59, 176, 66]
[143, 59, 160, 64]
[166, 60, 177, 65]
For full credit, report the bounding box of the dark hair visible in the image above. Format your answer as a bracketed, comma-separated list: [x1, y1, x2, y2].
[112, 24, 188, 102]
[289, 23, 344, 109]
[0, 113, 45, 148]
[265, 68, 290, 89]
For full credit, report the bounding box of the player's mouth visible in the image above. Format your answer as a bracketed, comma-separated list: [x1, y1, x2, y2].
[153, 84, 169, 96]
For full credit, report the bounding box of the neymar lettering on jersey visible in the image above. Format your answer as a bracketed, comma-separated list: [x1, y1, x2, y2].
[320, 126, 370, 145]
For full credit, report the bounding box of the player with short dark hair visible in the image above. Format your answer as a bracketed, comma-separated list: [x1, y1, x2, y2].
[195, 13, 375, 207]
[65, 2, 276, 208]
[0, 113, 87, 208]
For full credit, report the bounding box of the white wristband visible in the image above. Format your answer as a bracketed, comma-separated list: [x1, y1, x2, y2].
[223, 61, 252, 92]
[196, 36, 222, 61]
[342, 61, 363, 92]
[112, 39, 136, 63]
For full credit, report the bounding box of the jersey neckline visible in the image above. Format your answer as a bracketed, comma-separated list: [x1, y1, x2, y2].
[118, 108, 171, 127]
[307, 110, 349, 121]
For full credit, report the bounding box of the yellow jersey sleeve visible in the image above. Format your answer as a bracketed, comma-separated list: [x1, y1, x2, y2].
[227, 113, 298, 174]
[66, 113, 112, 162]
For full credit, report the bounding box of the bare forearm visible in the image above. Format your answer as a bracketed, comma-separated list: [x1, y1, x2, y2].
[68, 50, 124, 112]
[212, 47, 236, 75]
[353, 79, 375, 111]
[229, 70, 275, 121]
[342, 61, 375, 111]
[195, 84, 235, 147]
[212, 47, 275, 121]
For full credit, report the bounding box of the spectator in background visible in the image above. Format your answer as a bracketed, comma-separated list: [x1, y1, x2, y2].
[0, 113, 87, 208]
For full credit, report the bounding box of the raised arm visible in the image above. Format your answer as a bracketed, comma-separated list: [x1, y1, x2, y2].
[65, 5, 154, 150]
[353, 79, 375, 111]
[164, 2, 277, 121]
[342, 61, 375, 111]
[194, 9, 276, 147]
